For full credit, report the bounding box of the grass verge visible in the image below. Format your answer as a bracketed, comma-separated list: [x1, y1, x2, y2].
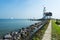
[52, 20, 60, 40]
[32, 20, 50, 40]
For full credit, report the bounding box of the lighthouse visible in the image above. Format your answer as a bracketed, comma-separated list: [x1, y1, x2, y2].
[43, 7, 52, 19]
[43, 7, 46, 17]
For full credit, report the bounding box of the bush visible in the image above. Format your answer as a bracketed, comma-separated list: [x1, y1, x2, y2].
[56, 19, 60, 25]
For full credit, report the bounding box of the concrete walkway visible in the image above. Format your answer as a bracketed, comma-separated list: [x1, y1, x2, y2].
[42, 21, 51, 40]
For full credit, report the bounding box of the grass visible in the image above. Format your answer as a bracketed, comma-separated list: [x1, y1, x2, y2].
[52, 20, 60, 40]
[32, 20, 50, 40]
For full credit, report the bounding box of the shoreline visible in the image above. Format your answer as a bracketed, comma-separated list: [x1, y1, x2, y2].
[0, 19, 40, 38]
[1, 19, 48, 40]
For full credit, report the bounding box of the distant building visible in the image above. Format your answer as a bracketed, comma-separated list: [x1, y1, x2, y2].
[43, 7, 52, 19]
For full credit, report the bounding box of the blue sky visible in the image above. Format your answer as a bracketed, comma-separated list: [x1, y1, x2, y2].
[0, 0, 60, 19]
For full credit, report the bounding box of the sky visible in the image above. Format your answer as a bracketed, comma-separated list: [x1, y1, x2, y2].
[0, 0, 60, 19]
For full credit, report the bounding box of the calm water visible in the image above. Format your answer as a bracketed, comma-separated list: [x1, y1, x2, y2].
[0, 19, 40, 37]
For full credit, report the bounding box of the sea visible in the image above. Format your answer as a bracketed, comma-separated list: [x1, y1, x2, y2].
[0, 19, 40, 37]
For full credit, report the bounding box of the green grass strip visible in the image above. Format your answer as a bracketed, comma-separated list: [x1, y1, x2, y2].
[52, 20, 60, 40]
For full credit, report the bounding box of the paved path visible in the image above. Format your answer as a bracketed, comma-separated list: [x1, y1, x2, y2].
[42, 21, 51, 40]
